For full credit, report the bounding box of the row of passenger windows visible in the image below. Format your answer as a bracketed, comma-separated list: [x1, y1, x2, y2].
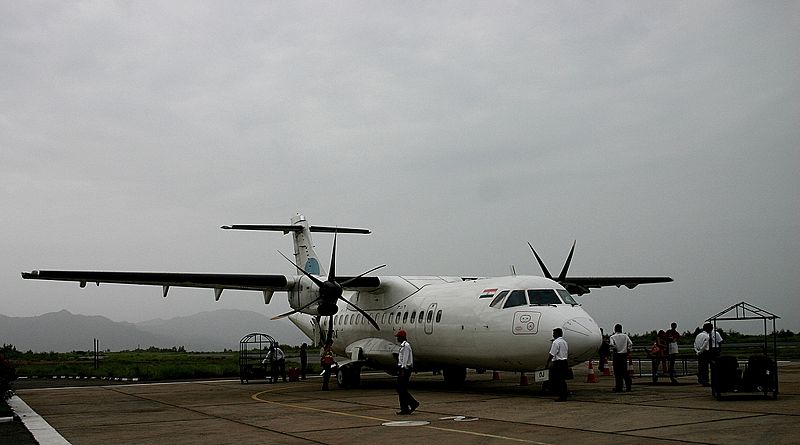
[489, 289, 577, 309]
[334, 309, 443, 327]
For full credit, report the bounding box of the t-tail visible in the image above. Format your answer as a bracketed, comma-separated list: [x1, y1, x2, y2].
[221, 213, 371, 277]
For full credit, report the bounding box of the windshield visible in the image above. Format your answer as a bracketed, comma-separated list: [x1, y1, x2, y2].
[557, 289, 578, 305]
[527, 289, 561, 305]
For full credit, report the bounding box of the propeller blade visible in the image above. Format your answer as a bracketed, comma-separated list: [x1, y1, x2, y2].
[328, 231, 337, 282]
[270, 297, 322, 320]
[528, 242, 553, 280]
[278, 250, 325, 288]
[557, 241, 576, 283]
[326, 315, 334, 344]
[338, 264, 387, 287]
[339, 296, 380, 331]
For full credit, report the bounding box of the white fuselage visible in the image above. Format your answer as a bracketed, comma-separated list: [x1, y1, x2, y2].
[289, 275, 601, 372]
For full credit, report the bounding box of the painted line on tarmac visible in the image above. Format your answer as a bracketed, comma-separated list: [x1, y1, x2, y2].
[251, 385, 553, 445]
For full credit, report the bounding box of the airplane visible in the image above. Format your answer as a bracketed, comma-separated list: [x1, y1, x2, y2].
[22, 213, 672, 387]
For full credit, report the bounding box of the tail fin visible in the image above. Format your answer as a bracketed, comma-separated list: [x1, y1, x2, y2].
[221, 213, 370, 276]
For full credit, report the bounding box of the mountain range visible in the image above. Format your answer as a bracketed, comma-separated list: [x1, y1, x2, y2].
[0, 309, 310, 352]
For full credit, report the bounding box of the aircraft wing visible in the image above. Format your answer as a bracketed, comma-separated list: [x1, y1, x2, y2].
[21, 270, 295, 302]
[561, 276, 673, 295]
[20, 270, 382, 297]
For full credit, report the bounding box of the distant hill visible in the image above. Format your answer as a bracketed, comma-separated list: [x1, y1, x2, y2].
[137, 309, 308, 350]
[0, 309, 309, 352]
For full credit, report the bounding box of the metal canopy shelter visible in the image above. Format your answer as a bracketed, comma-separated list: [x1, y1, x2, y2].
[706, 301, 780, 399]
[706, 301, 780, 357]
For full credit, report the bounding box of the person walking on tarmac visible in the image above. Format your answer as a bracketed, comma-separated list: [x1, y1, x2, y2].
[320, 340, 335, 391]
[395, 330, 419, 415]
[609, 323, 633, 392]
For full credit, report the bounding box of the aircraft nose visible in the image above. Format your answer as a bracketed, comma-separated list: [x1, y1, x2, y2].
[562, 317, 602, 363]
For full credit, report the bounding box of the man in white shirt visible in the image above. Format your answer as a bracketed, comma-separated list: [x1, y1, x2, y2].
[545, 327, 570, 402]
[609, 323, 633, 392]
[267, 345, 287, 383]
[395, 330, 419, 415]
[694, 322, 722, 386]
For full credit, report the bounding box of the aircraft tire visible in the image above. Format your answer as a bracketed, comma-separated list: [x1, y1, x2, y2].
[336, 365, 361, 388]
[442, 366, 467, 386]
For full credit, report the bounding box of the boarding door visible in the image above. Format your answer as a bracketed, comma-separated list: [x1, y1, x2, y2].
[424, 303, 437, 335]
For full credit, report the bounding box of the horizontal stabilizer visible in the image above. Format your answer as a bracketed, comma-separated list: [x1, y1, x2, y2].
[221, 225, 370, 234]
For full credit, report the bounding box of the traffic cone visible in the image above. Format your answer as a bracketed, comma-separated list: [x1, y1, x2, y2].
[519, 373, 529, 386]
[602, 357, 611, 376]
[586, 360, 599, 383]
[492, 370, 501, 380]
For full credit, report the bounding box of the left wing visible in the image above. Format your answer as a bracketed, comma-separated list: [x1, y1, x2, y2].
[560, 276, 673, 296]
[20, 270, 382, 301]
[21, 270, 294, 302]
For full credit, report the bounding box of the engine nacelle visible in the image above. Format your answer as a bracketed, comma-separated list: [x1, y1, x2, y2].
[288, 275, 321, 315]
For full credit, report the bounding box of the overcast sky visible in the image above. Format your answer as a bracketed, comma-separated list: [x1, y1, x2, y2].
[2, 1, 798, 339]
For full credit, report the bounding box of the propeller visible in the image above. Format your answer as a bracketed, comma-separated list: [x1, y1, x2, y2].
[271, 232, 385, 343]
[528, 240, 576, 283]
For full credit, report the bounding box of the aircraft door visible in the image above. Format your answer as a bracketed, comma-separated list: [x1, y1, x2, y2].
[424, 303, 437, 335]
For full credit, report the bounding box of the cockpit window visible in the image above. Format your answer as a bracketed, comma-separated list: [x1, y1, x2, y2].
[557, 289, 578, 305]
[489, 290, 509, 308]
[527, 289, 562, 305]
[503, 290, 528, 308]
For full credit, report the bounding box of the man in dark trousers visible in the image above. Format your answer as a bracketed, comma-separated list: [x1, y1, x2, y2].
[609, 323, 633, 392]
[299, 343, 308, 380]
[395, 330, 419, 415]
[545, 327, 570, 402]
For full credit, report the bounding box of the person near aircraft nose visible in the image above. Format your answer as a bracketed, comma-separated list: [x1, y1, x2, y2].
[609, 323, 633, 392]
[320, 339, 334, 390]
[395, 330, 419, 415]
[545, 327, 570, 402]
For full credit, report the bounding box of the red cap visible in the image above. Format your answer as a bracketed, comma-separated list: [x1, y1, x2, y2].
[395, 329, 407, 337]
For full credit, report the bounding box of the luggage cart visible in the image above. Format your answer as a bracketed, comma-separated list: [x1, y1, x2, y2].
[707, 302, 779, 400]
[239, 333, 278, 384]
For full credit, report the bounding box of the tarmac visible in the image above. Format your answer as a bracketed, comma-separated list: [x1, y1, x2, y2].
[8, 362, 800, 445]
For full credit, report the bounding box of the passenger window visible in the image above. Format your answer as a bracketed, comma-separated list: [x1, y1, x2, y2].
[435, 310, 442, 323]
[557, 289, 578, 305]
[403, 312, 408, 323]
[418, 311, 424, 323]
[410, 311, 416, 324]
[395, 312, 401, 324]
[528, 289, 561, 305]
[489, 290, 510, 308]
[503, 290, 528, 308]
[426, 310, 433, 323]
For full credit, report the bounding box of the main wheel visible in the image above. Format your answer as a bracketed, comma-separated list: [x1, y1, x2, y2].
[336, 365, 361, 388]
[442, 366, 467, 386]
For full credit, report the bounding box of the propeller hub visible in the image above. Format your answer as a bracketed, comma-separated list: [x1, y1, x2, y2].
[317, 301, 339, 316]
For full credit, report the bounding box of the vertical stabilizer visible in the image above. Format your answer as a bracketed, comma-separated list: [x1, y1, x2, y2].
[290, 214, 323, 276]
[221, 213, 370, 279]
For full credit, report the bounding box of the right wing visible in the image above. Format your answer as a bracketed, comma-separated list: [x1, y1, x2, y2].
[560, 276, 673, 295]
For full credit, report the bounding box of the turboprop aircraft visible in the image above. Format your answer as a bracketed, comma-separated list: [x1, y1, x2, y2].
[22, 213, 672, 387]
